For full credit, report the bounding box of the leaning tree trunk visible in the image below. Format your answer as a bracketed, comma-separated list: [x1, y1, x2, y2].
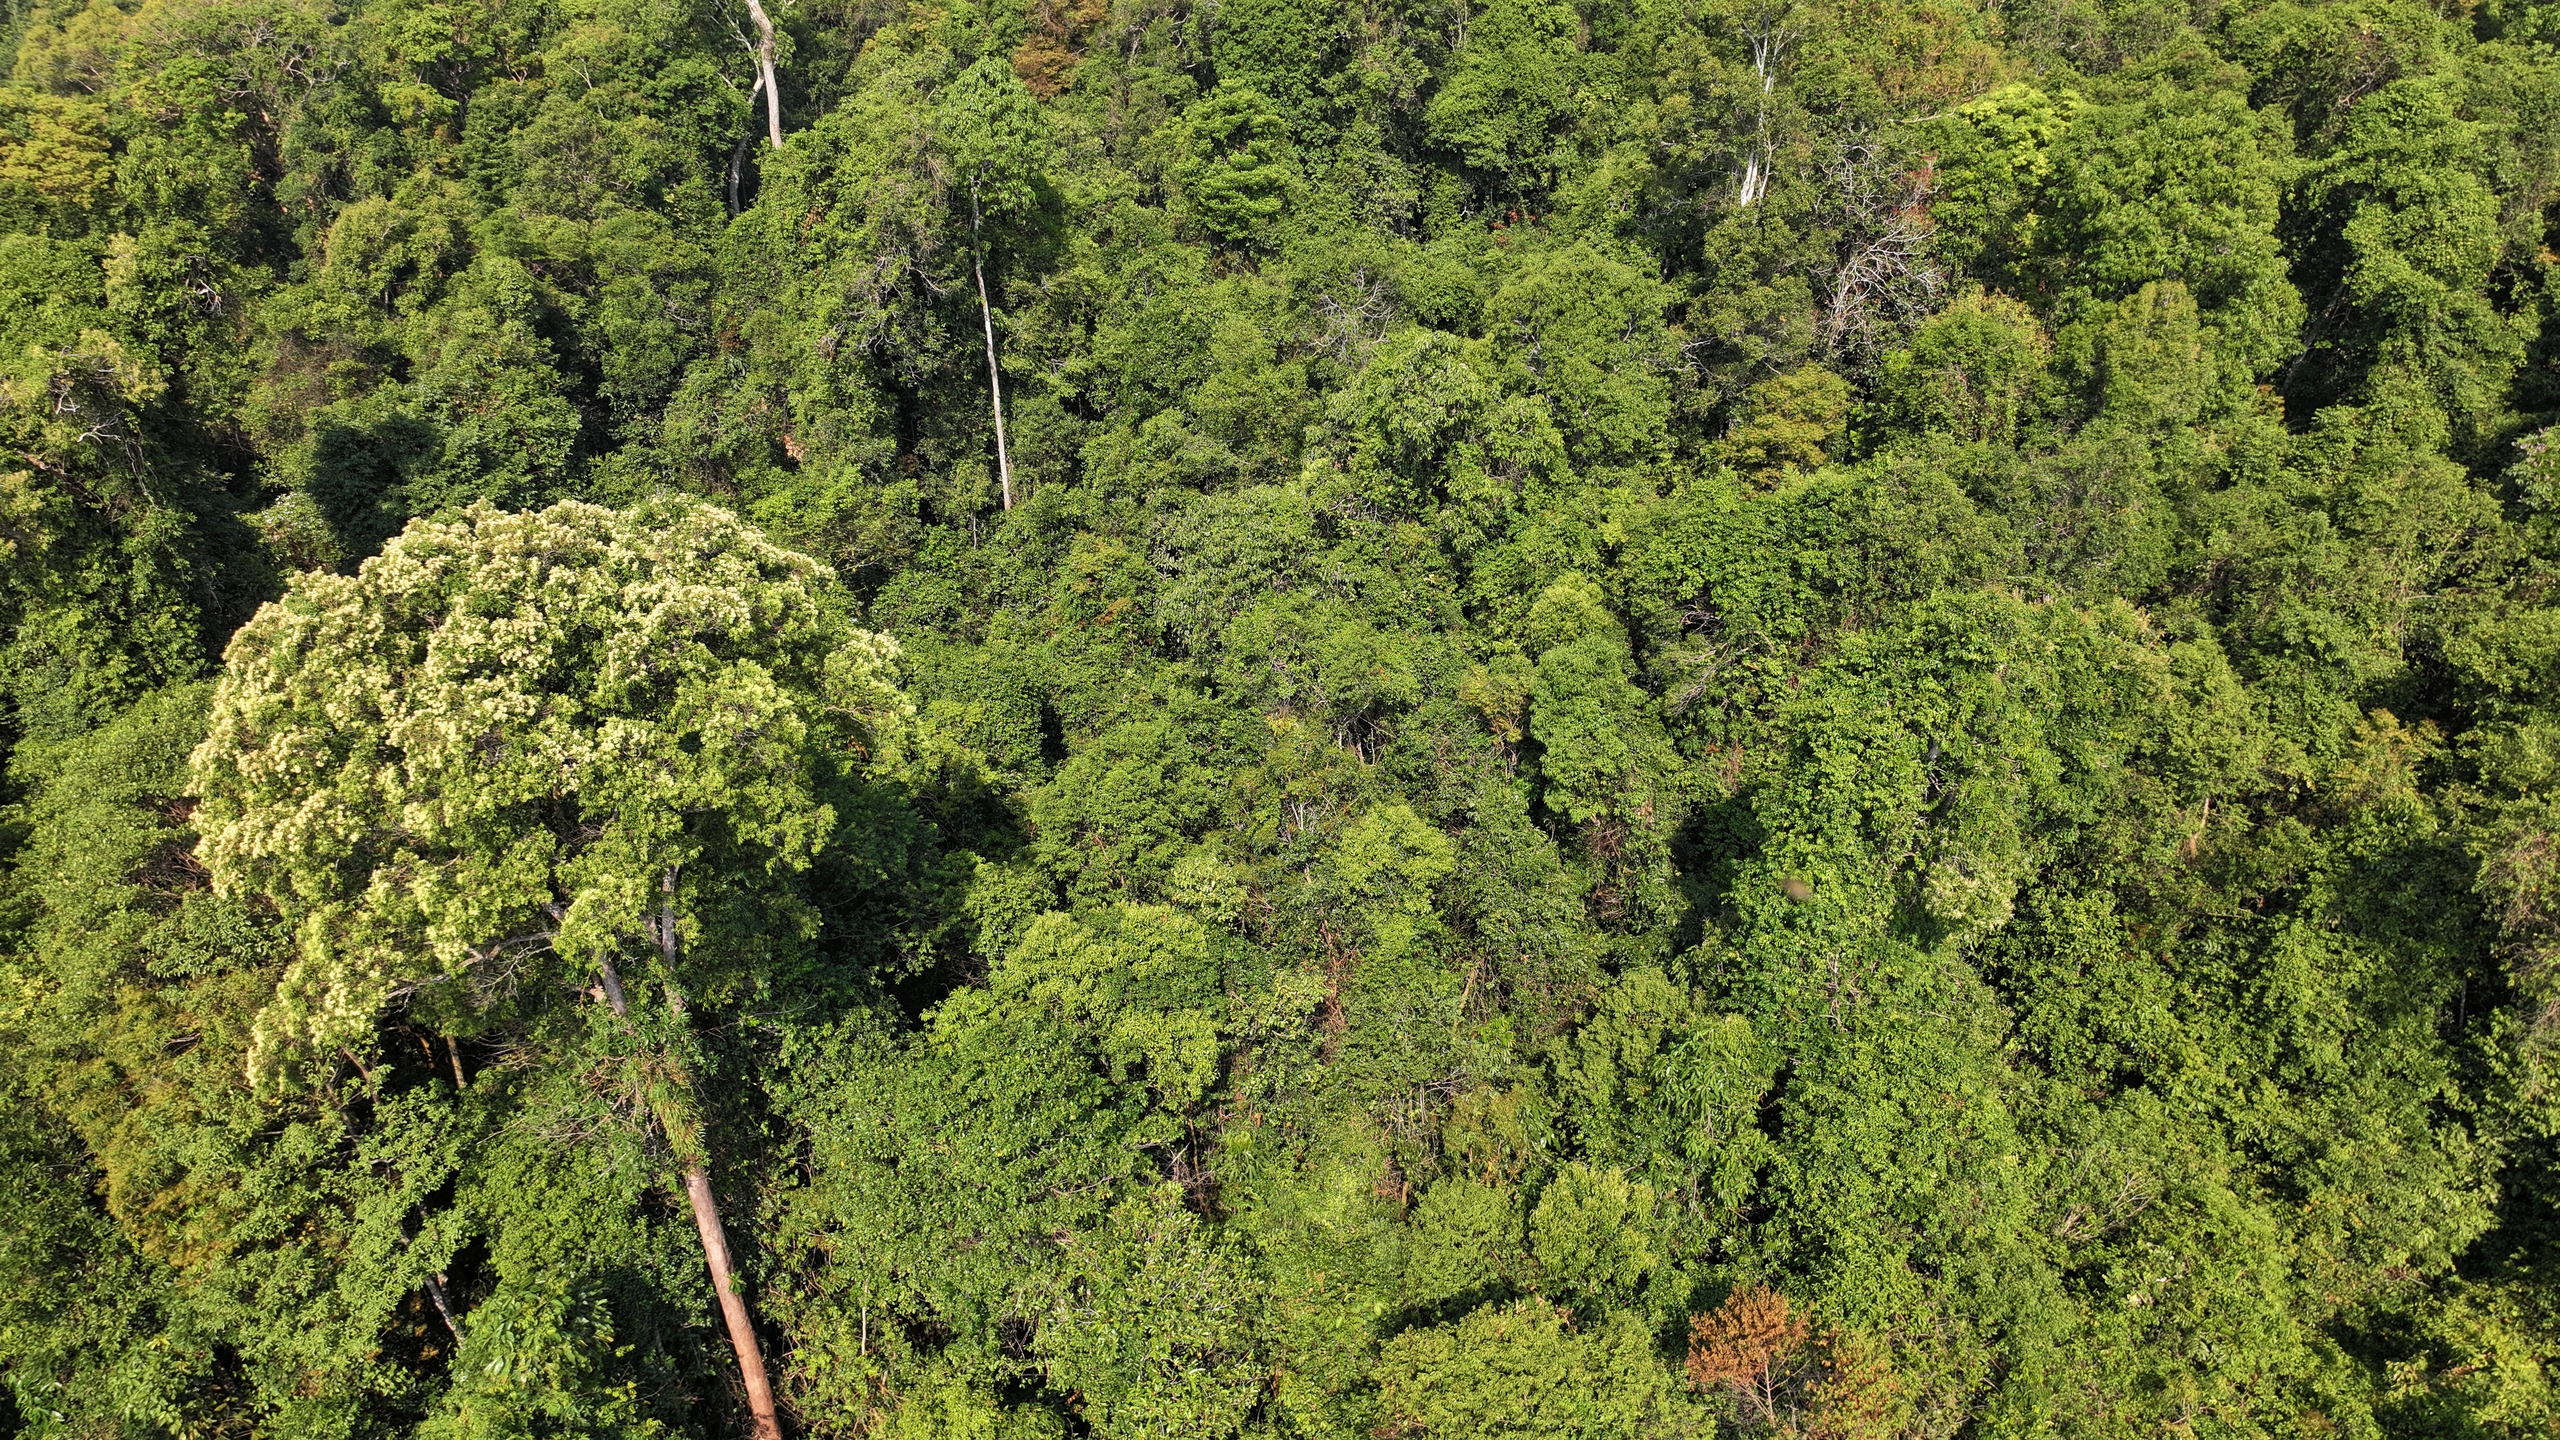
[594, 889, 784, 1440]
[971, 188, 1016, 510]
[683, 1166, 780, 1440]
[743, 0, 783, 150]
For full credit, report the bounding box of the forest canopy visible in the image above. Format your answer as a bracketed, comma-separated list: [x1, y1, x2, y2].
[2, 0, 2559, 1435]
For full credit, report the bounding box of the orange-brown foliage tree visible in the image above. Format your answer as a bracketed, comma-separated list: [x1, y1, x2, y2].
[1687, 1286, 1906, 1440]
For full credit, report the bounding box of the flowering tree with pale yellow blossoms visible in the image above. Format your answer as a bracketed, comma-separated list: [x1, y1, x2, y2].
[189, 497, 906, 1440]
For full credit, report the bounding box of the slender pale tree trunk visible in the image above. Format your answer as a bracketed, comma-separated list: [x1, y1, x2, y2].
[1737, 7, 1789, 208]
[408, 1203, 462, 1340]
[423, 1270, 462, 1338]
[971, 188, 1015, 510]
[594, 886, 784, 1440]
[743, 0, 783, 149]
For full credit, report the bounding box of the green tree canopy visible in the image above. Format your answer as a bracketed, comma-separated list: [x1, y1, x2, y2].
[189, 497, 905, 1087]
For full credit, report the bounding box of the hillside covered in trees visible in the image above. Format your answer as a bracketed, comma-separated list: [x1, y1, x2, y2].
[6, 0, 2560, 1434]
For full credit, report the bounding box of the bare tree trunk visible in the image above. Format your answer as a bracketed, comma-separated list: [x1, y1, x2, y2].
[593, 892, 785, 1440]
[743, 0, 783, 149]
[1737, 5, 1792, 208]
[686, 1166, 782, 1440]
[423, 1270, 462, 1339]
[972, 191, 1015, 510]
[597, 952, 632, 1016]
[407, 1202, 464, 1340]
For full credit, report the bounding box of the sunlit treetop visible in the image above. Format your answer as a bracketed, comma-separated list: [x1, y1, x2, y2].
[189, 497, 908, 1087]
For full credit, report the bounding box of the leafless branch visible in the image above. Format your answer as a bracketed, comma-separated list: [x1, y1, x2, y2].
[1818, 139, 1944, 361]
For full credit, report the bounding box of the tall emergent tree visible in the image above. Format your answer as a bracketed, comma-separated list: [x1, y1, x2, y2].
[188, 499, 908, 1440]
[934, 56, 1046, 510]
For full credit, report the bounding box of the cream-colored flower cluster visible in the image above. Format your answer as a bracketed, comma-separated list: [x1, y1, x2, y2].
[190, 498, 905, 1087]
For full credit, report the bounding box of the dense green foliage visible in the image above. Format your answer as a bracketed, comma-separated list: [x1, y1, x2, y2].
[4, 0, 2560, 1435]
